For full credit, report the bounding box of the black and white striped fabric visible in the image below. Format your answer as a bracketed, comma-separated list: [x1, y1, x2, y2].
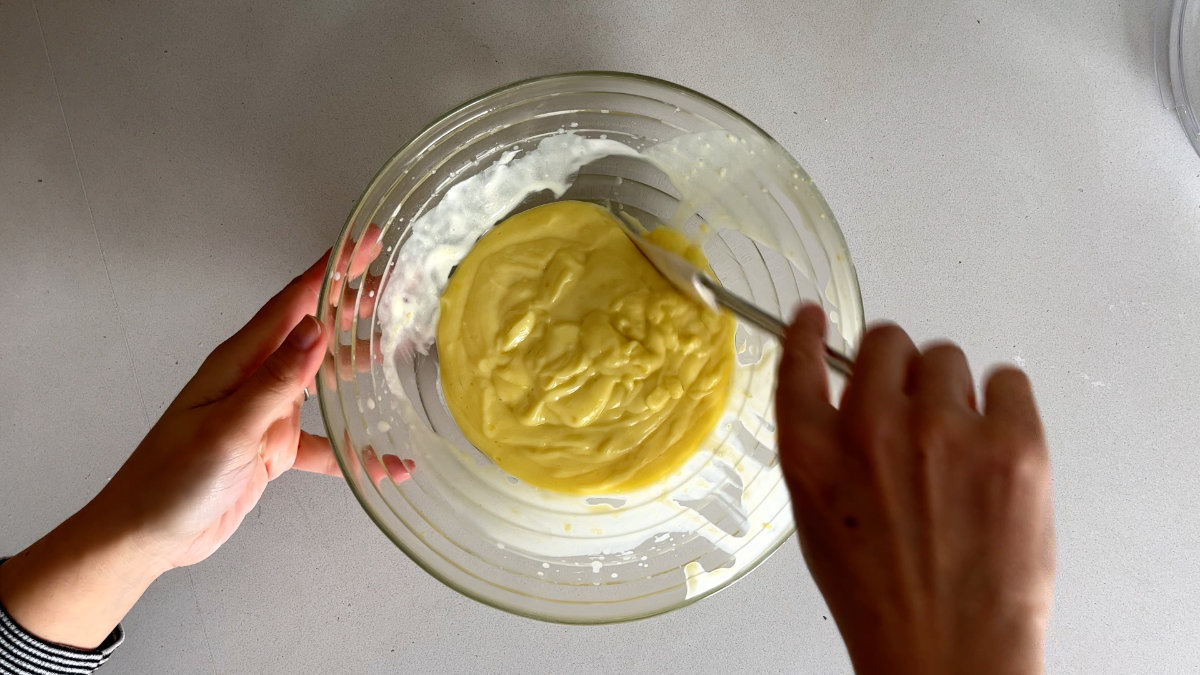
[0, 561, 123, 674]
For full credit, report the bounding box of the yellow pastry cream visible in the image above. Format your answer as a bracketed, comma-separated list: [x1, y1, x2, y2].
[437, 201, 736, 494]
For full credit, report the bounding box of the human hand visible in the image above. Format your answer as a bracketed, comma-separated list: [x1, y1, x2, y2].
[0, 245, 416, 649]
[93, 247, 409, 571]
[775, 305, 1055, 675]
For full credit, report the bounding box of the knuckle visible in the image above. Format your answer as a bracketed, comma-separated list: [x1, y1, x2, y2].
[913, 405, 965, 449]
[202, 340, 234, 371]
[1010, 449, 1050, 487]
[984, 435, 1050, 488]
[919, 404, 963, 433]
[271, 281, 316, 315]
[987, 414, 1044, 447]
[845, 415, 894, 458]
[259, 355, 298, 394]
[1009, 438, 1050, 476]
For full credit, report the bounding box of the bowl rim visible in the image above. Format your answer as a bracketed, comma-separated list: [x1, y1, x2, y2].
[317, 70, 863, 624]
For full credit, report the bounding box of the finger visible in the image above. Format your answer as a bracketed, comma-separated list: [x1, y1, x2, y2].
[327, 224, 384, 303]
[362, 446, 388, 488]
[982, 367, 1043, 439]
[301, 369, 318, 399]
[346, 223, 384, 278]
[360, 447, 414, 487]
[381, 454, 414, 484]
[221, 316, 327, 432]
[777, 304, 836, 416]
[334, 334, 382, 379]
[215, 254, 328, 372]
[841, 322, 918, 410]
[336, 271, 385, 332]
[358, 272, 382, 320]
[260, 408, 302, 480]
[776, 304, 838, 479]
[912, 342, 976, 411]
[292, 432, 342, 477]
[182, 252, 330, 407]
[338, 278, 360, 332]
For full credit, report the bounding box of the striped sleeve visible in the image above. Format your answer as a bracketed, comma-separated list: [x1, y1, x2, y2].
[0, 560, 123, 675]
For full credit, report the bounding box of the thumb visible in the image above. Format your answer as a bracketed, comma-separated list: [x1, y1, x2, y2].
[221, 315, 325, 431]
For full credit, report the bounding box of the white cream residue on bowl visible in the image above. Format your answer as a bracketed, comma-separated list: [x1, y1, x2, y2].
[377, 133, 639, 358]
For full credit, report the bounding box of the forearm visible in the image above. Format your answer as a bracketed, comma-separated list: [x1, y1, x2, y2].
[0, 498, 166, 650]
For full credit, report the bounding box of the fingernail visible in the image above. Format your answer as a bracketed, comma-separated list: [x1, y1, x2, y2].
[287, 315, 322, 350]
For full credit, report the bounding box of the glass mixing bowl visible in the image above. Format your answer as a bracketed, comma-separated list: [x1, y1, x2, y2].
[317, 72, 863, 623]
[1156, 0, 1200, 156]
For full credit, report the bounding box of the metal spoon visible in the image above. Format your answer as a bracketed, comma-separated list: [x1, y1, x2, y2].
[623, 227, 854, 377]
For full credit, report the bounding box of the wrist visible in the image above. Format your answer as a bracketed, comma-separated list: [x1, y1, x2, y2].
[74, 492, 175, 582]
[0, 497, 168, 649]
[840, 614, 1045, 675]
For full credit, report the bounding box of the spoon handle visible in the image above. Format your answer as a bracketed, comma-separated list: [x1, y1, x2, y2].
[702, 279, 854, 378]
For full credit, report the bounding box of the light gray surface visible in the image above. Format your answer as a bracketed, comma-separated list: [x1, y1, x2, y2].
[1, 1, 1197, 673]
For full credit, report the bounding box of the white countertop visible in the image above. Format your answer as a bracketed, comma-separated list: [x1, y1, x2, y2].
[2, 1, 1197, 672]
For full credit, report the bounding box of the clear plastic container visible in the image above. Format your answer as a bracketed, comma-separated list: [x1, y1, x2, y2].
[1156, 0, 1200, 156]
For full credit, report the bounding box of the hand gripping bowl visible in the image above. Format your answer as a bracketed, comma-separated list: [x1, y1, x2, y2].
[317, 72, 863, 623]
